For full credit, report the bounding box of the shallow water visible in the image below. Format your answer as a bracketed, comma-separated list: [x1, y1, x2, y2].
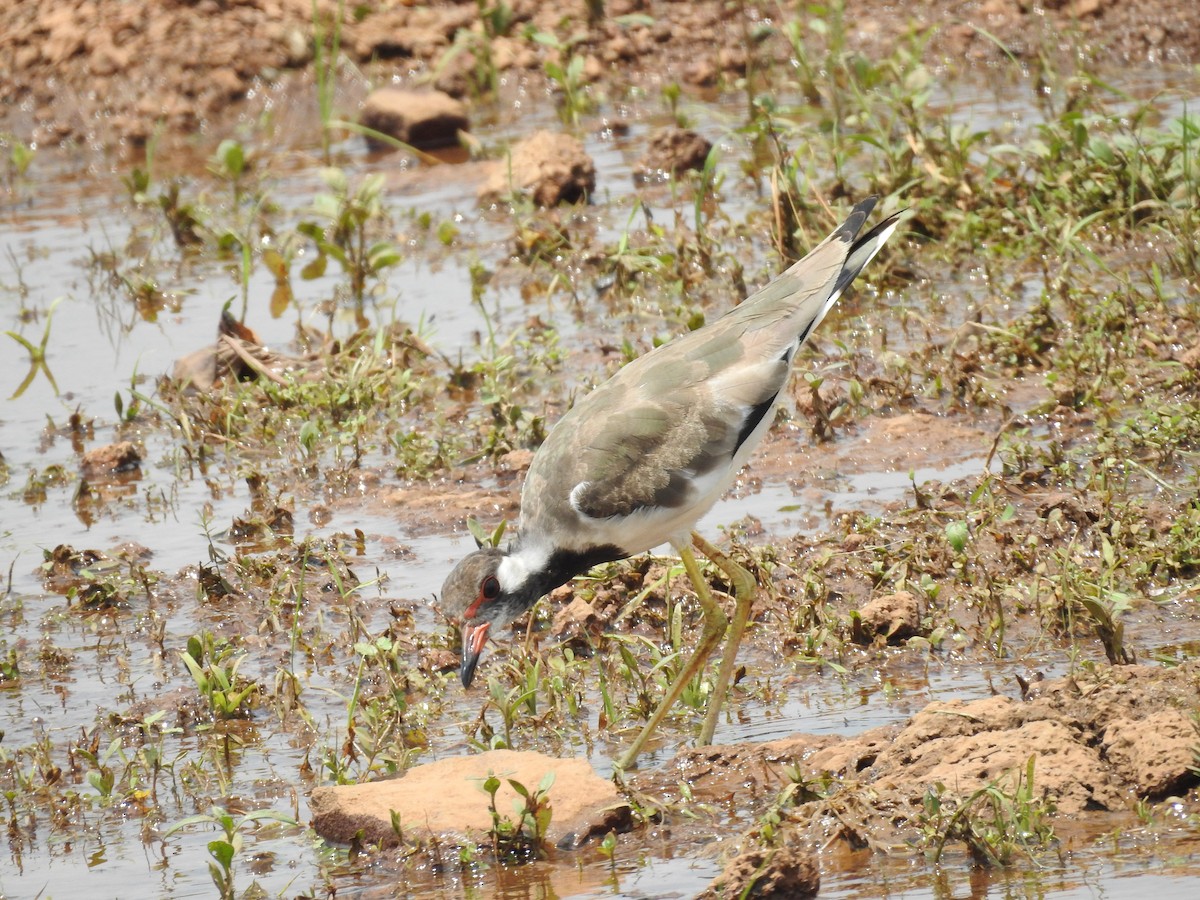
[3, 63, 1200, 899]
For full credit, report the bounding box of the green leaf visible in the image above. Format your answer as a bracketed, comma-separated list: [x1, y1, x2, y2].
[215, 139, 245, 178]
[530, 30, 562, 49]
[945, 521, 969, 555]
[367, 242, 402, 271]
[162, 813, 220, 838]
[318, 167, 348, 192]
[508, 778, 533, 800]
[208, 839, 235, 871]
[180, 651, 209, 691]
[262, 248, 288, 279]
[300, 253, 327, 280]
[239, 808, 299, 826]
[5, 331, 37, 354]
[534, 804, 552, 836]
[296, 221, 324, 240]
[312, 193, 341, 219]
[600, 830, 617, 857]
[467, 517, 491, 548]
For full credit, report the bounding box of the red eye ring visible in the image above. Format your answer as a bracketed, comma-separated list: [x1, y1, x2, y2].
[482, 574, 500, 600]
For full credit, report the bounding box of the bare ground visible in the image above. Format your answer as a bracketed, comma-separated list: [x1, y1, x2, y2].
[2, 0, 1199, 147]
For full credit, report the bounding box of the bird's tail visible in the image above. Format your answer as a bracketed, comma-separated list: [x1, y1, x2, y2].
[787, 197, 904, 346]
[828, 203, 905, 305]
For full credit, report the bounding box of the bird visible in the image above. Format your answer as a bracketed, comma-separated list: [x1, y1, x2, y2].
[440, 196, 903, 769]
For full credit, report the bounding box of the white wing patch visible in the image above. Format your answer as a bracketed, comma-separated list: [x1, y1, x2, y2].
[568, 480, 592, 516]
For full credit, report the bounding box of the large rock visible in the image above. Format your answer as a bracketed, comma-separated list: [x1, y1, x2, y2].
[806, 694, 1127, 813]
[310, 749, 630, 850]
[1102, 710, 1198, 797]
[359, 88, 468, 150]
[479, 131, 596, 207]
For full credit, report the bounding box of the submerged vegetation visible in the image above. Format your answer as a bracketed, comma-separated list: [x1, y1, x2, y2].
[2, 1, 1200, 897]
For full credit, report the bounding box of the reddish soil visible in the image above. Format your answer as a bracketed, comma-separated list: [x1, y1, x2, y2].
[1, 0, 1198, 148]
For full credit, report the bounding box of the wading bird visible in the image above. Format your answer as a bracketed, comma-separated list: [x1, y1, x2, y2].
[441, 196, 902, 769]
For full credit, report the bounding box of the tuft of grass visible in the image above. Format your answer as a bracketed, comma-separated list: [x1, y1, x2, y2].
[480, 770, 555, 861]
[163, 806, 299, 900]
[919, 756, 1056, 866]
[312, 0, 344, 164]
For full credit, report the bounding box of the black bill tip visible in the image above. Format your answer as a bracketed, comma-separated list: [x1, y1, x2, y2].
[460, 648, 481, 688]
[459, 621, 489, 688]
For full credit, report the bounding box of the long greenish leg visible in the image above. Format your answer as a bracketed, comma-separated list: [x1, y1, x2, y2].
[615, 540, 728, 771]
[693, 531, 756, 747]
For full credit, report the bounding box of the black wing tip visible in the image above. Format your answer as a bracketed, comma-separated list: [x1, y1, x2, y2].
[833, 196, 880, 245]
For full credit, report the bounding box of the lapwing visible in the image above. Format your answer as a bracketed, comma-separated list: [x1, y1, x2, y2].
[441, 196, 903, 769]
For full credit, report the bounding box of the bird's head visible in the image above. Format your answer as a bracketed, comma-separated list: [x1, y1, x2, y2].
[439, 546, 526, 688]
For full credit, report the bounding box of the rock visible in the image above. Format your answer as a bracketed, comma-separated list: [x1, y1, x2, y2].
[716, 47, 747, 75]
[550, 596, 603, 639]
[81, 442, 142, 475]
[808, 694, 1126, 813]
[431, 53, 474, 99]
[1037, 491, 1099, 526]
[419, 647, 459, 674]
[495, 448, 534, 474]
[207, 66, 245, 100]
[583, 53, 604, 82]
[310, 749, 630, 850]
[904, 718, 1119, 813]
[1102, 710, 1199, 798]
[641, 662, 1200, 869]
[842, 532, 871, 551]
[479, 131, 596, 207]
[851, 590, 922, 644]
[359, 88, 468, 150]
[42, 19, 86, 65]
[634, 127, 713, 181]
[684, 56, 719, 87]
[352, 23, 448, 62]
[698, 842, 820, 899]
[1177, 341, 1200, 370]
[490, 35, 520, 71]
[602, 34, 637, 64]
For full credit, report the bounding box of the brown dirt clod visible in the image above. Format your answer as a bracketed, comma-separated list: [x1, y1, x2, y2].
[698, 842, 820, 900]
[359, 88, 469, 151]
[80, 441, 142, 475]
[478, 130, 597, 207]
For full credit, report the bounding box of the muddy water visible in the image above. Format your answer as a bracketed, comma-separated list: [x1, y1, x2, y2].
[3, 70, 1200, 899]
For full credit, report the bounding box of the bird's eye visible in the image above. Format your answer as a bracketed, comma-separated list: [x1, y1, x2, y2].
[482, 575, 500, 600]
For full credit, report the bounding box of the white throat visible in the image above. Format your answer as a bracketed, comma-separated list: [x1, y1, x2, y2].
[496, 540, 553, 592]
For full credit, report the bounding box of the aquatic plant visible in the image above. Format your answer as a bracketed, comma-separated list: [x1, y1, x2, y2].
[297, 168, 403, 311]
